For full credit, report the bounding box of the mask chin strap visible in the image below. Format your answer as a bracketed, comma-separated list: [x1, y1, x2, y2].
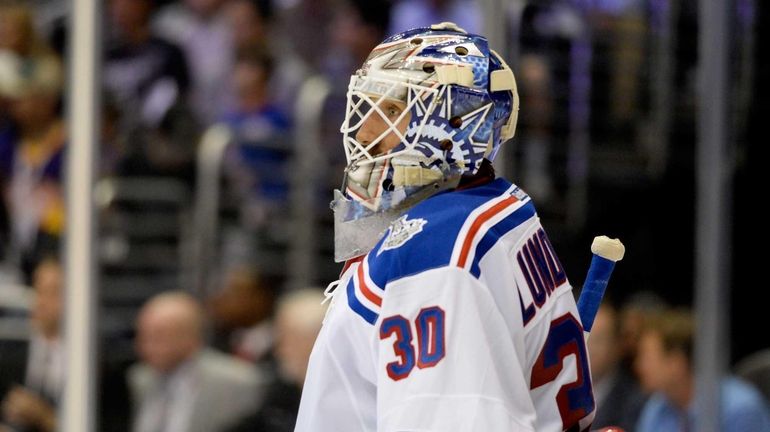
[344, 155, 447, 211]
[389, 148, 449, 189]
[392, 165, 444, 188]
[344, 159, 392, 211]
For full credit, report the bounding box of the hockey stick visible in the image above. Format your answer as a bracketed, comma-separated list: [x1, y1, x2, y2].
[577, 236, 625, 337]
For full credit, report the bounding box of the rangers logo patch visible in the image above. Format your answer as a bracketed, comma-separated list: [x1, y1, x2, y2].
[379, 215, 427, 254]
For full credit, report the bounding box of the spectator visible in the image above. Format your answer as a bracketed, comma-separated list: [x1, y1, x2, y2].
[130, 291, 263, 432]
[103, 0, 199, 181]
[274, 0, 335, 71]
[0, 257, 131, 432]
[153, 0, 234, 123]
[0, 258, 63, 432]
[587, 301, 647, 430]
[223, 0, 306, 112]
[635, 308, 770, 432]
[221, 45, 291, 229]
[272, 288, 325, 389]
[224, 0, 271, 50]
[323, 0, 391, 89]
[104, 0, 190, 131]
[225, 288, 326, 432]
[0, 5, 64, 280]
[207, 265, 277, 363]
[618, 290, 667, 371]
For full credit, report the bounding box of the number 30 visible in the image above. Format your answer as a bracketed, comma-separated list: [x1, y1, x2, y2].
[379, 306, 446, 381]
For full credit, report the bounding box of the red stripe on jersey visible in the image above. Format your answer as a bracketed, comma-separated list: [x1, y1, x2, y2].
[357, 260, 382, 307]
[340, 256, 364, 278]
[456, 195, 519, 268]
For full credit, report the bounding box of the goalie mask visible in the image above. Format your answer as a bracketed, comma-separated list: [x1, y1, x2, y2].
[333, 22, 519, 261]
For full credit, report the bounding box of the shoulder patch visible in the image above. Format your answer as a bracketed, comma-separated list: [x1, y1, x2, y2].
[378, 215, 427, 255]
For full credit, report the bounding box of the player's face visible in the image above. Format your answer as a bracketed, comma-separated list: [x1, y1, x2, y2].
[354, 98, 410, 157]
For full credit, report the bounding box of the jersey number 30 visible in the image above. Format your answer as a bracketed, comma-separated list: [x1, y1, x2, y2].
[379, 306, 445, 381]
[531, 313, 594, 430]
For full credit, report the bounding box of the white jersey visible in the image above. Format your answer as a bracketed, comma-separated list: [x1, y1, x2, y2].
[296, 178, 595, 432]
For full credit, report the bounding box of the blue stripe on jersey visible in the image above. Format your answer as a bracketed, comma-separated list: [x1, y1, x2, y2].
[367, 178, 518, 289]
[469, 200, 537, 278]
[346, 277, 378, 325]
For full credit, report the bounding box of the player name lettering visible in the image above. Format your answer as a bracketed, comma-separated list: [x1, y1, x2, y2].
[517, 228, 567, 325]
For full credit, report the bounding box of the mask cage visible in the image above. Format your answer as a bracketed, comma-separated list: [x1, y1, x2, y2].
[340, 74, 444, 167]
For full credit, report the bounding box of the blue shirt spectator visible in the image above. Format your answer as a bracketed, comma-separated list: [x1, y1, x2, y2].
[221, 105, 291, 205]
[220, 45, 291, 229]
[637, 377, 770, 432]
[635, 309, 770, 432]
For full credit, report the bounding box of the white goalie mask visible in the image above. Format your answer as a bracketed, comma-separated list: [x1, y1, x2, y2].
[332, 22, 519, 261]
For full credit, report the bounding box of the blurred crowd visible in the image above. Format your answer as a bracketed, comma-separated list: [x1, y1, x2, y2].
[0, 0, 768, 430]
[1, 256, 328, 432]
[1, 255, 769, 431]
[588, 296, 770, 431]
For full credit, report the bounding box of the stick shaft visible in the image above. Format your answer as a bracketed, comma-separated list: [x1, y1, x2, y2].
[577, 255, 616, 333]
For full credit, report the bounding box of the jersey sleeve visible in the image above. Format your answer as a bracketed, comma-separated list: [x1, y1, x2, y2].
[375, 266, 536, 432]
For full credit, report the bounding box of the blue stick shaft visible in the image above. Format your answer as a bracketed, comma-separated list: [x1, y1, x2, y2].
[577, 255, 616, 332]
